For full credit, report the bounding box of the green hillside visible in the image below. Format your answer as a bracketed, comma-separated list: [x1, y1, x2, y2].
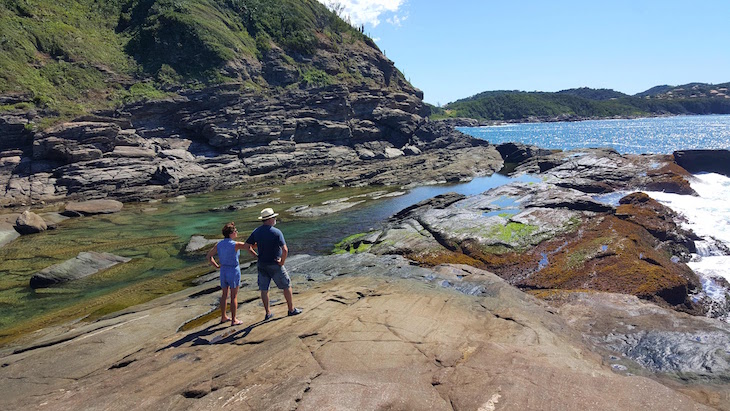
[440, 84, 730, 121]
[0, 0, 376, 121]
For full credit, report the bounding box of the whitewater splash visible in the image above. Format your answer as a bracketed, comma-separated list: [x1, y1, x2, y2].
[646, 173, 730, 318]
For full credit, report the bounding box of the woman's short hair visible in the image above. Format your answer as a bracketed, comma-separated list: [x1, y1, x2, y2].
[222, 222, 236, 238]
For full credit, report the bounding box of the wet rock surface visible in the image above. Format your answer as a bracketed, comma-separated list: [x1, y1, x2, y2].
[554, 291, 730, 383]
[355, 180, 705, 312]
[1, 254, 726, 410]
[29, 251, 132, 288]
[62, 199, 124, 216]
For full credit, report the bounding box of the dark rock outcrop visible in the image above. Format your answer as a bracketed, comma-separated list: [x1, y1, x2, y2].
[674, 149, 730, 177]
[496, 142, 554, 164]
[1, 85, 502, 207]
[502, 148, 698, 195]
[616, 192, 701, 261]
[0, 112, 34, 150]
[360, 181, 704, 311]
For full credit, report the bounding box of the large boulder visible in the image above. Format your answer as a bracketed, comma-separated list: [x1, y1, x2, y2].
[14, 210, 47, 235]
[29, 251, 131, 288]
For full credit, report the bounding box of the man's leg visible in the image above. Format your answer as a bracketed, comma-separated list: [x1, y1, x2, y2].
[230, 287, 242, 325]
[220, 287, 230, 323]
[261, 290, 270, 315]
[283, 287, 294, 312]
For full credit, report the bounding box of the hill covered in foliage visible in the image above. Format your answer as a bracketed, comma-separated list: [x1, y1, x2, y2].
[0, 0, 413, 123]
[436, 83, 730, 122]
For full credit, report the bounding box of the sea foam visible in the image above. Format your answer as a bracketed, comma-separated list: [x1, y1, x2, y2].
[645, 173, 730, 305]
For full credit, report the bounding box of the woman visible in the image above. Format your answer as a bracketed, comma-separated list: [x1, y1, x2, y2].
[207, 222, 256, 326]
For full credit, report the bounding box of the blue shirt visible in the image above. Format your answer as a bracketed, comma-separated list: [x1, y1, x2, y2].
[217, 238, 241, 275]
[246, 225, 286, 264]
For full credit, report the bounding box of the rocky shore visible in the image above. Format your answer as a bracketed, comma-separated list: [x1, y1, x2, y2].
[1, 254, 728, 410]
[3, 77, 730, 408]
[0, 85, 503, 208]
[2, 142, 730, 409]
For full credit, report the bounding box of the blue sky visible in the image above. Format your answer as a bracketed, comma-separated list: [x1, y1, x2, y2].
[318, 1, 730, 105]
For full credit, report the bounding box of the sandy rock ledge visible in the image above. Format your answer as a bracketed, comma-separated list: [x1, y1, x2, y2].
[0, 254, 727, 410]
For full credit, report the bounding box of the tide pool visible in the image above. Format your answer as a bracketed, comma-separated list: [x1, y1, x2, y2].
[0, 173, 538, 341]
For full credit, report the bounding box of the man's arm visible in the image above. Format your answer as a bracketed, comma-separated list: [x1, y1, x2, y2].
[243, 242, 258, 258]
[278, 244, 288, 266]
[206, 244, 220, 268]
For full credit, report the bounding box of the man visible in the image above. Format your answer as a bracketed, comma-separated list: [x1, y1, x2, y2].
[245, 208, 302, 320]
[207, 222, 250, 326]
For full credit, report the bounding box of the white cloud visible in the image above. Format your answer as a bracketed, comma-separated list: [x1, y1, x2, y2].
[319, 0, 407, 28]
[386, 14, 407, 27]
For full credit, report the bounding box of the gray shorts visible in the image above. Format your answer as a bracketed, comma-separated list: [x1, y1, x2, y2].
[257, 263, 291, 291]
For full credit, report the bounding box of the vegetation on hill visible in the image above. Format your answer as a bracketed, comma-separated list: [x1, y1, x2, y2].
[439, 83, 730, 122]
[556, 87, 628, 101]
[0, 0, 379, 122]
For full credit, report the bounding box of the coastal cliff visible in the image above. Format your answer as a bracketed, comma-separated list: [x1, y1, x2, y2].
[0, 0, 502, 207]
[1, 83, 502, 207]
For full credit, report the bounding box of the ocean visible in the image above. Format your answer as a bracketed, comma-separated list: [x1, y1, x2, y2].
[461, 115, 730, 316]
[458, 114, 730, 155]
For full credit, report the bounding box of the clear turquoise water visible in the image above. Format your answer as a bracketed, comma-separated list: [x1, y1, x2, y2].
[459, 114, 730, 154]
[0, 174, 538, 336]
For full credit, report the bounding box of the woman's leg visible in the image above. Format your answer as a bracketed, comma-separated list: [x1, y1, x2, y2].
[220, 287, 230, 323]
[230, 287, 242, 325]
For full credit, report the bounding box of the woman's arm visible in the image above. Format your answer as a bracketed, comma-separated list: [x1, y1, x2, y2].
[206, 244, 220, 268]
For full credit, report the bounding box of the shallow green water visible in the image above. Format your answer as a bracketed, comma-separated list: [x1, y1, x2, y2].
[0, 182, 383, 335]
[0, 174, 537, 340]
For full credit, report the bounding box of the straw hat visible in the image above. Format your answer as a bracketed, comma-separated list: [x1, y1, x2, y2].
[258, 207, 279, 220]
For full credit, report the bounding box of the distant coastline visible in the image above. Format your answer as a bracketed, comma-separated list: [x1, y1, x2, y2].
[442, 111, 729, 128]
[431, 83, 730, 125]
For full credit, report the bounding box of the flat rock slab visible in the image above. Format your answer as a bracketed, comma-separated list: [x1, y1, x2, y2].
[1, 254, 725, 410]
[30, 251, 132, 288]
[63, 199, 123, 216]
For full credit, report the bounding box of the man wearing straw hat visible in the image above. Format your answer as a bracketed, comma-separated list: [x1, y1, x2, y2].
[245, 207, 302, 321]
